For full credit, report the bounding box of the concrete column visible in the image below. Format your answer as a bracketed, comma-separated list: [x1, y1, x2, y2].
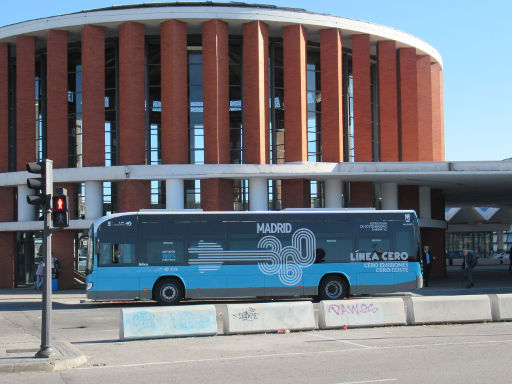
[381, 183, 398, 210]
[85, 181, 103, 220]
[497, 231, 504, 251]
[17, 185, 35, 221]
[325, 179, 343, 208]
[419, 186, 432, 219]
[249, 178, 268, 211]
[166, 179, 184, 210]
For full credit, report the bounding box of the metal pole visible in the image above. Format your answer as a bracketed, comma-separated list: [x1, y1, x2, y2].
[35, 159, 55, 358]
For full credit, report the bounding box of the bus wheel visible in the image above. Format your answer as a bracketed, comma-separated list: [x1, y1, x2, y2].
[155, 278, 183, 305]
[319, 276, 348, 300]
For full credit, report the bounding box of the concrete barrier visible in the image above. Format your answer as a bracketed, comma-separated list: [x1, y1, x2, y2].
[489, 294, 512, 321]
[222, 301, 315, 335]
[318, 298, 407, 329]
[119, 305, 217, 340]
[405, 295, 492, 325]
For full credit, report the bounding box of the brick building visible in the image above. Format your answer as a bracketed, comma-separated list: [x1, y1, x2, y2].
[0, 3, 445, 289]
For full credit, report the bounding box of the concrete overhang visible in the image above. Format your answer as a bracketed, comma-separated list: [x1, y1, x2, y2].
[2, 160, 511, 207]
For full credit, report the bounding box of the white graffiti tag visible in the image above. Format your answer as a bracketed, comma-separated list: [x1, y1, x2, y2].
[187, 228, 316, 286]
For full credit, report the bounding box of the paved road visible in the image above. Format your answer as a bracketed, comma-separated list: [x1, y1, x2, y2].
[1, 290, 512, 383]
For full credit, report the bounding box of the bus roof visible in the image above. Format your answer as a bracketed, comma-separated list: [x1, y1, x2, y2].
[91, 209, 418, 232]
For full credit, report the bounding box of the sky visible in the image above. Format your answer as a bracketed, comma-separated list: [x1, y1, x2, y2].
[0, 0, 510, 161]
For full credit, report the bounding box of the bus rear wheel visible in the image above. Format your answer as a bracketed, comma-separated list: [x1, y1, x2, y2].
[319, 275, 348, 300]
[155, 278, 183, 305]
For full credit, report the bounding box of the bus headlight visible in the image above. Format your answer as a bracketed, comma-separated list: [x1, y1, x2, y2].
[86, 282, 93, 291]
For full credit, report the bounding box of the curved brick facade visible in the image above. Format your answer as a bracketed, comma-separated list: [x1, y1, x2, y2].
[0, 3, 445, 288]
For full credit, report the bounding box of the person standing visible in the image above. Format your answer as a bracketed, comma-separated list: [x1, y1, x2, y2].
[463, 249, 477, 288]
[422, 245, 433, 287]
[35, 260, 45, 290]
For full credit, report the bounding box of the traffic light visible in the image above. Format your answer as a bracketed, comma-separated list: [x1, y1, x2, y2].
[52, 188, 69, 228]
[26, 159, 53, 210]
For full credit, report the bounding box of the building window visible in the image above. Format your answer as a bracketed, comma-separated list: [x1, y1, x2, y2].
[8, 48, 16, 172]
[229, 38, 243, 164]
[187, 41, 203, 209]
[35, 54, 46, 163]
[233, 179, 248, 211]
[104, 40, 119, 215]
[310, 180, 325, 208]
[269, 41, 284, 210]
[343, 53, 354, 163]
[307, 45, 321, 162]
[68, 45, 82, 168]
[146, 38, 164, 209]
[105, 40, 118, 167]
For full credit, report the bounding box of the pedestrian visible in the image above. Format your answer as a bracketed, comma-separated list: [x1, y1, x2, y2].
[35, 260, 45, 290]
[422, 245, 433, 287]
[51, 254, 61, 279]
[463, 249, 477, 288]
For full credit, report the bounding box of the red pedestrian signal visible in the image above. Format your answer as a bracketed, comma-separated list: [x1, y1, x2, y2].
[52, 194, 69, 228]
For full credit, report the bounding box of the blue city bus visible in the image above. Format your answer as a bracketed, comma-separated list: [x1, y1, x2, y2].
[85, 210, 422, 304]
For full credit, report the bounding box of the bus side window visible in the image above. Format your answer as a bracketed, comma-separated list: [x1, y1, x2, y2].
[316, 237, 353, 263]
[98, 243, 136, 266]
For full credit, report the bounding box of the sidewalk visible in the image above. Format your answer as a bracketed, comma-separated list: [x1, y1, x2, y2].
[1, 263, 512, 374]
[0, 290, 87, 373]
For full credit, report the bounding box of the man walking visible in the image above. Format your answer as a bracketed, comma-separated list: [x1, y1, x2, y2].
[422, 245, 433, 287]
[463, 249, 477, 288]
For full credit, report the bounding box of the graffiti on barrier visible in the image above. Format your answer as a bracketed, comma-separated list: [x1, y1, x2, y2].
[232, 307, 259, 321]
[328, 303, 379, 317]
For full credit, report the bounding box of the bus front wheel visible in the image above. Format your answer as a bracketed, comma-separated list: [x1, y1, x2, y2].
[155, 278, 183, 305]
[319, 275, 348, 300]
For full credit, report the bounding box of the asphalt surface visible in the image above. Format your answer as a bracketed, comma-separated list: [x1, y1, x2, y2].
[1, 261, 512, 380]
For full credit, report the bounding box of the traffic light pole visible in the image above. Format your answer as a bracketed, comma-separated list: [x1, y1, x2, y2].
[35, 205, 55, 358]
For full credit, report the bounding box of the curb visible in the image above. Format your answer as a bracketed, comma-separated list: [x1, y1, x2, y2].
[0, 342, 87, 374]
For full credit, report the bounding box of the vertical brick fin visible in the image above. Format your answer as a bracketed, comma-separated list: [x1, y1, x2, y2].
[82, 25, 105, 167]
[283, 24, 307, 162]
[0, 186, 14, 288]
[243, 20, 270, 165]
[398, 48, 419, 161]
[352, 34, 372, 162]
[200, 179, 233, 211]
[377, 40, 399, 162]
[161, 20, 188, 164]
[119, 22, 146, 166]
[117, 180, 151, 213]
[47, 30, 68, 169]
[281, 179, 310, 209]
[0, 43, 8, 173]
[0, 232, 15, 288]
[349, 182, 373, 207]
[16, 36, 35, 170]
[52, 230, 76, 289]
[431, 63, 444, 161]
[320, 28, 343, 163]
[202, 19, 230, 165]
[417, 55, 433, 161]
